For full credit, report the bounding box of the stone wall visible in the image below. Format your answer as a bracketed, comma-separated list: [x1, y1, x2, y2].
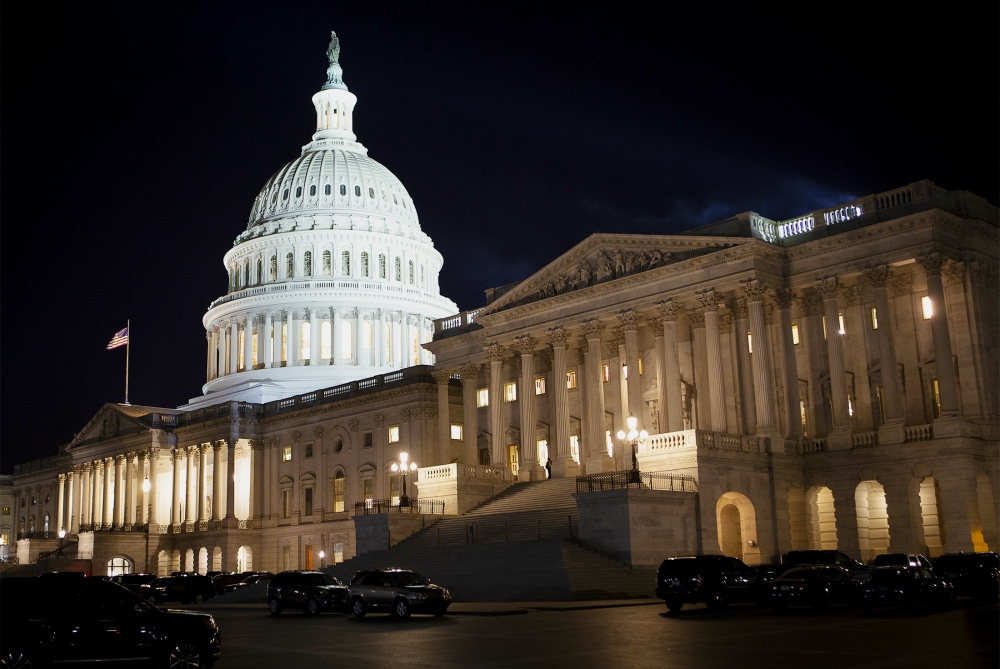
[353, 513, 437, 556]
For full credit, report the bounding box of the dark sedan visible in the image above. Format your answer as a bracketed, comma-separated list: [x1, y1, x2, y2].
[861, 566, 955, 611]
[1, 577, 221, 668]
[770, 566, 856, 610]
[347, 569, 451, 618]
[267, 571, 349, 615]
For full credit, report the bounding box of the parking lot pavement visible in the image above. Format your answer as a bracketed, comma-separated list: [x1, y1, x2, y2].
[198, 598, 998, 669]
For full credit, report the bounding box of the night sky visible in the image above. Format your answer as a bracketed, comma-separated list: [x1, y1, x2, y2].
[3, 2, 996, 469]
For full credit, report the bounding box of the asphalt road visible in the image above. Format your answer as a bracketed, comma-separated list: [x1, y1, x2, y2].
[195, 597, 998, 669]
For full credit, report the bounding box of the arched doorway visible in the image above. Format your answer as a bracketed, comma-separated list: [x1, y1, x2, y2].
[170, 550, 181, 574]
[237, 545, 253, 572]
[806, 486, 838, 549]
[212, 546, 222, 572]
[198, 547, 209, 575]
[107, 556, 133, 577]
[184, 548, 195, 573]
[716, 492, 760, 565]
[856, 481, 890, 562]
[919, 477, 945, 557]
[157, 550, 168, 577]
[976, 476, 998, 552]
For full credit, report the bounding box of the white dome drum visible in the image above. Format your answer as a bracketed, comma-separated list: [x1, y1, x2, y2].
[187, 32, 457, 409]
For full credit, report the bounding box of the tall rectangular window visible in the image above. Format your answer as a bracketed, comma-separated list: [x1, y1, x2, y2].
[363, 479, 374, 503]
[363, 321, 373, 349]
[281, 323, 287, 362]
[566, 370, 577, 389]
[341, 251, 351, 276]
[334, 542, 344, 563]
[838, 313, 846, 335]
[300, 321, 311, 360]
[569, 435, 580, 464]
[363, 432, 373, 448]
[251, 332, 258, 367]
[304, 488, 313, 517]
[282, 490, 290, 518]
[477, 388, 489, 407]
[638, 357, 644, 375]
[282, 446, 292, 462]
[504, 382, 517, 402]
[747, 333, 753, 354]
[238, 331, 245, 370]
[791, 323, 800, 345]
[450, 424, 463, 440]
[333, 475, 345, 512]
[534, 376, 546, 395]
[388, 425, 400, 443]
[304, 443, 313, 458]
[870, 307, 879, 330]
[602, 364, 610, 382]
[922, 295, 933, 319]
[931, 379, 941, 418]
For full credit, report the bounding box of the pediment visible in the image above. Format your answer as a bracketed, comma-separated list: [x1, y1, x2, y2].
[67, 404, 160, 450]
[476, 233, 750, 317]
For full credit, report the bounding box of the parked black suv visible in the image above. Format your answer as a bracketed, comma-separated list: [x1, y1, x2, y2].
[109, 573, 158, 597]
[655, 556, 759, 611]
[933, 552, 1000, 600]
[0, 577, 221, 668]
[143, 575, 217, 605]
[346, 569, 452, 618]
[770, 566, 857, 610]
[267, 571, 349, 615]
[784, 550, 870, 580]
[861, 566, 955, 611]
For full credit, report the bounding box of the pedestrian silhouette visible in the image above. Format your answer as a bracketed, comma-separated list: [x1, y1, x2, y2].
[545, 458, 552, 479]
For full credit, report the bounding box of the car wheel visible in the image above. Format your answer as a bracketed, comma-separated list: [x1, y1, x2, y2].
[167, 642, 202, 669]
[352, 598, 367, 618]
[705, 590, 727, 610]
[665, 599, 683, 612]
[305, 598, 320, 616]
[433, 608, 447, 617]
[394, 598, 411, 619]
[0, 651, 33, 669]
[194, 595, 203, 604]
[268, 598, 282, 616]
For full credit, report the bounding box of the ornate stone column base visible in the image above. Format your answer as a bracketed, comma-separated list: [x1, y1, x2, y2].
[877, 420, 906, 445]
[932, 415, 972, 438]
[585, 454, 615, 475]
[520, 464, 547, 482]
[825, 429, 853, 451]
[551, 459, 580, 478]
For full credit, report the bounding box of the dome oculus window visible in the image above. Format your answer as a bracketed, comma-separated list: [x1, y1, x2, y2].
[340, 184, 347, 196]
[309, 185, 316, 196]
[295, 186, 303, 198]
[393, 194, 398, 205]
[354, 185, 361, 197]
[282, 189, 289, 201]
[368, 187, 375, 199]
[325, 184, 332, 195]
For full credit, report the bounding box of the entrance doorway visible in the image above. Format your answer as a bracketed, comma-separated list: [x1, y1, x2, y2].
[305, 545, 314, 570]
[508, 445, 519, 478]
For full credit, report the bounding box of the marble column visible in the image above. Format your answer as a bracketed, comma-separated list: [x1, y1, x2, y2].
[88, 462, 98, 527]
[171, 448, 183, 528]
[618, 311, 645, 433]
[882, 477, 924, 555]
[378, 309, 387, 367]
[228, 318, 239, 375]
[830, 481, 863, 560]
[772, 289, 803, 437]
[242, 315, 254, 371]
[113, 455, 125, 528]
[309, 308, 319, 366]
[741, 279, 781, 441]
[212, 443, 223, 522]
[697, 291, 727, 432]
[515, 336, 544, 481]
[461, 363, 481, 465]
[433, 369, 453, 466]
[104, 457, 115, 527]
[198, 445, 208, 525]
[332, 308, 341, 366]
[352, 309, 360, 365]
[917, 253, 960, 417]
[485, 343, 507, 469]
[206, 331, 213, 383]
[225, 440, 237, 524]
[146, 449, 158, 526]
[70, 467, 80, 533]
[263, 311, 273, 369]
[733, 298, 757, 435]
[288, 309, 298, 366]
[582, 320, 610, 472]
[56, 474, 66, 534]
[863, 266, 906, 441]
[648, 316, 666, 433]
[815, 277, 852, 444]
[548, 328, 578, 477]
[186, 446, 197, 529]
[655, 302, 684, 432]
[124, 453, 135, 527]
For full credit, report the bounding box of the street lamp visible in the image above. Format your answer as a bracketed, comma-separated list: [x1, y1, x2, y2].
[615, 415, 648, 484]
[319, 550, 325, 568]
[390, 452, 418, 508]
[56, 529, 66, 557]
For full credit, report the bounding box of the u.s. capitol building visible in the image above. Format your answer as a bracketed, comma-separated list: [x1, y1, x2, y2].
[8, 32, 998, 586]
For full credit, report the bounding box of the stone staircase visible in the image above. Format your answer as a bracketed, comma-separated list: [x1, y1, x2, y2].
[324, 478, 656, 602]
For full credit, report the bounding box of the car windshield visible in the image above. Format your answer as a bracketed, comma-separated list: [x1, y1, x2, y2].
[873, 554, 909, 566]
[303, 573, 338, 587]
[870, 569, 908, 583]
[786, 552, 830, 565]
[391, 572, 430, 587]
[779, 570, 816, 581]
[658, 559, 701, 576]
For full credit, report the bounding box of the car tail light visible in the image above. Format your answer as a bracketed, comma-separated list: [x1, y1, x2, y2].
[695, 574, 703, 588]
[796, 582, 809, 589]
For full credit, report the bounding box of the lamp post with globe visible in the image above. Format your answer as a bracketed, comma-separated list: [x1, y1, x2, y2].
[616, 416, 648, 485]
[390, 452, 418, 508]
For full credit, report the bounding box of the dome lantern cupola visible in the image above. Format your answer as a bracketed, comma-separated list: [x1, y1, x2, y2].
[310, 31, 357, 144]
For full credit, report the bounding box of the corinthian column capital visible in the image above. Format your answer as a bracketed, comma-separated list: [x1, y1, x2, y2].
[484, 342, 506, 363]
[813, 276, 840, 298]
[863, 264, 891, 288]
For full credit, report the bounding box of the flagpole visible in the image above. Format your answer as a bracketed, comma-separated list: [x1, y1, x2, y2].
[124, 318, 131, 406]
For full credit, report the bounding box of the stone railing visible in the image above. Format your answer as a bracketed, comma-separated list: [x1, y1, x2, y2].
[238, 519, 253, 530]
[904, 424, 933, 443]
[641, 429, 762, 454]
[852, 431, 879, 448]
[417, 463, 512, 483]
[783, 437, 826, 454]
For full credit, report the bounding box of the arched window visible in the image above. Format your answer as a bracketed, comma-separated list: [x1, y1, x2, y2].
[256, 259, 263, 285]
[295, 186, 302, 198]
[321, 320, 332, 359]
[409, 260, 415, 284]
[322, 251, 332, 276]
[304, 251, 313, 277]
[43, 513, 50, 532]
[360, 252, 370, 277]
[363, 321, 373, 350]
[107, 556, 132, 577]
[286, 253, 294, 278]
[379, 254, 387, 279]
[309, 184, 316, 196]
[333, 472, 345, 512]
[301, 321, 311, 360]
[395, 258, 402, 282]
[354, 185, 361, 197]
[340, 320, 352, 360]
[269, 256, 277, 281]
[282, 189, 289, 201]
[368, 187, 375, 199]
[340, 184, 347, 196]
[325, 184, 332, 195]
[342, 251, 351, 276]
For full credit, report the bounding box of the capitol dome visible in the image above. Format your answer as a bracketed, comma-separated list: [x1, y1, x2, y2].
[186, 31, 458, 409]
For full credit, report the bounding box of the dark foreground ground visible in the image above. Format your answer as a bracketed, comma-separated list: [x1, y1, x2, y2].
[193, 595, 998, 669]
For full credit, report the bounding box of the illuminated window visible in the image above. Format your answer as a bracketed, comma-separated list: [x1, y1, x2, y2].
[451, 425, 463, 440]
[504, 382, 517, 402]
[363, 321, 373, 349]
[238, 330, 245, 370]
[304, 251, 312, 277]
[363, 479, 374, 503]
[251, 331, 258, 367]
[411, 326, 419, 360]
[569, 435, 580, 464]
[385, 322, 393, 362]
[822, 316, 827, 340]
[838, 313, 846, 336]
[622, 365, 628, 379]
[535, 376, 546, 395]
[537, 440, 549, 466]
[605, 430, 614, 457]
[322, 250, 332, 276]
[342, 251, 351, 276]
[282, 446, 292, 462]
[922, 295, 933, 319]
[508, 445, 519, 477]
[333, 472, 345, 512]
[747, 332, 753, 354]
[791, 323, 800, 345]
[388, 425, 400, 443]
[566, 370, 577, 389]
[107, 557, 132, 577]
[341, 320, 352, 359]
[321, 321, 332, 359]
[334, 542, 344, 563]
[870, 307, 878, 330]
[281, 323, 287, 362]
[638, 357, 644, 375]
[300, 321, 311, 360]
[931, 379, 941, 418]
[477, 388, 489, 407]
[800, 400, 808, 437]
[602, 364, 610, 382]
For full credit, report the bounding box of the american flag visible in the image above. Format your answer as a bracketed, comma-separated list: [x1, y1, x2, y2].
[107, 327, 129, 350]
